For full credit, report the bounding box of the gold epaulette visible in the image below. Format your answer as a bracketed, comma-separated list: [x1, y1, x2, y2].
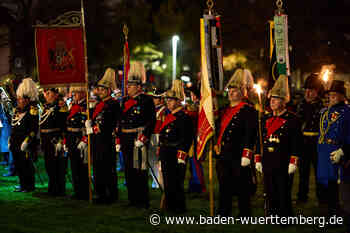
[59, 106, 68, 112]
[30, 106, 38, 115]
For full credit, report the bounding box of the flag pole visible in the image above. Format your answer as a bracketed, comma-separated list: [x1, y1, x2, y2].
[80, 0, 93, 203]
[209, 139, 214, 216]
[123, 24, 129, 97]
[207, 0, 214, 217]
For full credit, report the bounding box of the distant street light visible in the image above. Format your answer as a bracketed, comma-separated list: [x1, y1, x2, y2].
[172, 35, 180, 82]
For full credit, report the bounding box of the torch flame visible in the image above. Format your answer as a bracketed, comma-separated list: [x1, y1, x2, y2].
[322, 69, 330, 83]
[253, 83, 263, 96]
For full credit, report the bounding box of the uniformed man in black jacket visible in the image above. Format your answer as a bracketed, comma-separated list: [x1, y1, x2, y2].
[296, 74, 324, 203]
[159, 80, 194, 213]
[66, 86, 89, 200]
[119, 62, 156, 208]
[40, 87, 68, 196]
[85, 68, 121, 204]
[214, 69, 257, 217]
[255, 75, 302, 217]
[10, 78, 39, 192]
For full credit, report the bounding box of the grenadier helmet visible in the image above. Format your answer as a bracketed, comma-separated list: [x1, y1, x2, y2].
[97, 68, 117, 90]
[166, 79, 185, 101]
[16, 77, 39, 101]
[128, 61, 146, 85]
[268, 74, 290, 102]
[225, 68, 254, 98]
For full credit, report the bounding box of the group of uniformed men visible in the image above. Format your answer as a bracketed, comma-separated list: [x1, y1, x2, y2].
[7, 63, 350, 231]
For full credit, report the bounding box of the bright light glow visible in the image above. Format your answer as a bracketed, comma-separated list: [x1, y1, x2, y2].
[181, 75, 190, 82]
[322, 69, 330, 83]
[172, 35, 180, 81]
[253, 83, 263, 96]
[162, 64, 167, 69]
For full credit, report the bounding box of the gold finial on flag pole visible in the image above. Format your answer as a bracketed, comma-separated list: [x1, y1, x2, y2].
[276, 0, 284, 14]
[123, 24, 129, 41]
[207, 0, 214, 15]
[276, 0, 283, 9]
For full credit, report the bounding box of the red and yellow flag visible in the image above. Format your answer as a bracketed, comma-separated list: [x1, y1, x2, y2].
[196, 18, 215, 160]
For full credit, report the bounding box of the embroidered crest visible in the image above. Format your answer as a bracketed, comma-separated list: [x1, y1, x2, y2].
[330, 111, 340, 122]
[48, 41, 75, 72]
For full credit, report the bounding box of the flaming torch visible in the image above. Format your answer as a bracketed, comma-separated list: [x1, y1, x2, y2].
[322, 69, 330, 83]
[254, 82, 264, 169]
[254, 82, 264, 157]
[254, 83, 263, 110]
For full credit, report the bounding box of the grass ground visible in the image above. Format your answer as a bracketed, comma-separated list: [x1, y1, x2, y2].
[0, 156, 346, 233]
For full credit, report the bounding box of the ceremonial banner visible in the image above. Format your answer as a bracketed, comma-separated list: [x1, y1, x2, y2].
[35, 27, 86, 87]
[197, 18, 215, 160]
[203, 14, 224, 91]
[273, 14, 290, 76]
[268, 14, 290, 91]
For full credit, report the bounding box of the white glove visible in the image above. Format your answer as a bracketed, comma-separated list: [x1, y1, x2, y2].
[134, 140, 144, 148]
[56, 142, 63, 151]
[82, 146, 88, 163]
[288, 163, 297, 174]
[21, 140, 29, 152]
[85, 120, 93, 135]
[77, 141, 87, 151]
[241, 157, 251, 167]
[63, 144, 68, 153]
[154, 134, 160, 146]
[115, 144, 121, 152]
[330, 148, 344, 164]
[255, 162, 263, 173]
[178, 158, 186, 164]
[55, 142, 63, 156]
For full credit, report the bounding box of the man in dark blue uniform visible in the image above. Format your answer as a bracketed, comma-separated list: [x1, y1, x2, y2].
[214, 69, 257, 217]
[10, 78, 39, 192]
[40, 88, 68, 196]
[159, 80, 194, 213]
[66, 86, 89, 200]
[86, 68, 121, 204]
[296, 74, 324, 203]
[255, 75, 302, 217]
[317, 80, 350, 227]
[119, 62, 155, 209]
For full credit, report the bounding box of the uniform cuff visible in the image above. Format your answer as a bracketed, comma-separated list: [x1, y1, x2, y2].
[93, 125, 100, 134]
[242, 148, 253, 160]
[177, 150, 188, 161]
[290, 155, 298, 166]
[81, 136, 88, 144]
[254, 154, 262, 163]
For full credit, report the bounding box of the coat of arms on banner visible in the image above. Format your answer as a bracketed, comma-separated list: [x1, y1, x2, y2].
[48, 41, 75, 72]
[35, 27, 86, 87]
